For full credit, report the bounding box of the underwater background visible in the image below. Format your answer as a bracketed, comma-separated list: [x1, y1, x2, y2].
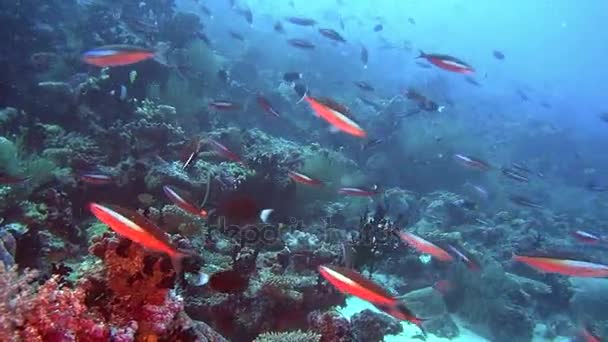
[1, 0, 608, 341]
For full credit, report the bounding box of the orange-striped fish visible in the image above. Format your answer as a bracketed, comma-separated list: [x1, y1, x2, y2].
[513, 255, 608, 277]
[305, 96, 367, 138]
[318, 265, 423, 326]
[82, 45, 156, 67]
[398, 231, 454, 262]
[288, 170, 323, 187]
[88, 202, 191, 273]
[163, 185, 208, 218]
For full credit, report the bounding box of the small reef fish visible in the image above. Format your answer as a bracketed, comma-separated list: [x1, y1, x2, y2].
[163, 185, 208, 218]
[305, 96, 367, 138]
[0, 173, 30, 184]
[208, 100, 241, 111]
[513, 255, 608, 277]
[274, 21, 285, 33]
[337, 186, 378, 196]
[235, 7, 253, 25]
[447, 245, 481, 271]
[229, 31, 245, 41]
[417, 51, 474, 74]
[78, 172, 114, 185]
[373, 24, 383, 32]
[354, 81, 374, 92]
[283, 71, 302, 82]
[181, 138, 201, 170]
[501, 167, 530, 183]
[82, 45, 155, 67]
[586, 181, 608, 192]
[453, 154, 491, 171]
[205, 139, 242, 163]
[397, 231, 454, 262]
[361, 45, 369, 69]
[256, 95, 280, 118]
[287, 38, 315, 49]
[509, 195, 543, 209]
[88, 203, 191, 273]
[318, 28, 346, 43]
[285, 16, 317, 26]
[318, 265, 423, 326]
[571, 230, 602, 244]
[288, 170, 324, 187]
[293, 83, 308, 103]
[464, 182, 489, 200]
[493, 50, 505, 60]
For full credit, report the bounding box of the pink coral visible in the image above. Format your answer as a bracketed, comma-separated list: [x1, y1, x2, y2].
[139, 292, 184, 334]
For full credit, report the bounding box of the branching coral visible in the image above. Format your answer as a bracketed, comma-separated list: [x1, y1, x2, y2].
[0, 263, 38, 341]
[253, 330, 322, 342]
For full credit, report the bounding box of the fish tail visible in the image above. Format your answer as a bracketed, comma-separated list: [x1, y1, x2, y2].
[417, 50, 425, 58]
[153, 42, 170, 66]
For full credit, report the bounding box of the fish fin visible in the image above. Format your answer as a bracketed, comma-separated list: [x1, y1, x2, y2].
[153, 41, 171, 66]
[171, 250, 196, 276]
[328, 126, 340, 133]
[417, 50, 425, 59]
[260, 209, 274, 223]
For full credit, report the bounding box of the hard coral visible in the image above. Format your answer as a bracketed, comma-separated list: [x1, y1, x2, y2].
[307, 310, 353, 342]
[351, 309, 402, 342]
[253, 330, 322, 342]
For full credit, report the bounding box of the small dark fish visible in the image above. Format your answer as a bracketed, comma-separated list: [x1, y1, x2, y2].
[208, 100, 241, 111]
[357, 96, 383, 111]
[256, 95, 280, 118]
[373, 24, 383, 32]
[285, 16, 317, 26]
[418, 51, 474, 74]
[229, 31, 245, 41]
[287, 38, 315, 49]
[511, 162, 532, 174]
[217, 69, 229, 83]
[200, 5, 213, 18]
[465, 76, 480, 86]
[208, 269, 249, 293]
[0, 173, 30, 184]
[196, 31, 212, 46]
[354, 81, 374, 92]
[408, 17, 416, 25]
[501, 167, 530, 183]
[283, 71, 302, 82]
[274, 21, 285, 33]
[453, 154, 491, 171]
[517, 89, 529, 101]
[415, 61, 432, 69]
[493, 50, 505, 60]
[361, 45, 369, 69]
[509, 195, 543, 209]
[236, 7, 253, 25]
[587, 181, 608, 192]
[361, 138, 384, 151]
[318, 28, 346, 43]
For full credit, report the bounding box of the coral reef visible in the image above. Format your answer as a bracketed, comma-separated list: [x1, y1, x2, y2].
[350, 309, 402, 342]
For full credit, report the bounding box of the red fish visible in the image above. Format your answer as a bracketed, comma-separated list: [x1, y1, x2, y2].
[288, 170, 323, 187]
[571, 230, 601, 244]
[398, 231, 454, 262]
[181, 138, 201, 170]
[513, 255, 608, 277]
[337, 186, 378, 196]
[82, 45, 156, 67]
[447, 245, 481, 271]
[417, 51, 474, 74]
[0, 173, 30, 184]
[305, 96, 367, 138]
[163, 185, 208, 218]
[580, 325, 601, 342]
[88, 203, 191, 273]
[453, 154, 491, 171]
[318, 265, 397, 306]
[256, 95, 280, 118]
[205, 139, 242, 163]
[78, 172, 114, 185]
[318, 265, 423, 326]
[208, 100, 242, 111]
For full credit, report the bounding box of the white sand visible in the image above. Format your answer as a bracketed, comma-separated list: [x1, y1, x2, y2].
[337, 297, 489, 341]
